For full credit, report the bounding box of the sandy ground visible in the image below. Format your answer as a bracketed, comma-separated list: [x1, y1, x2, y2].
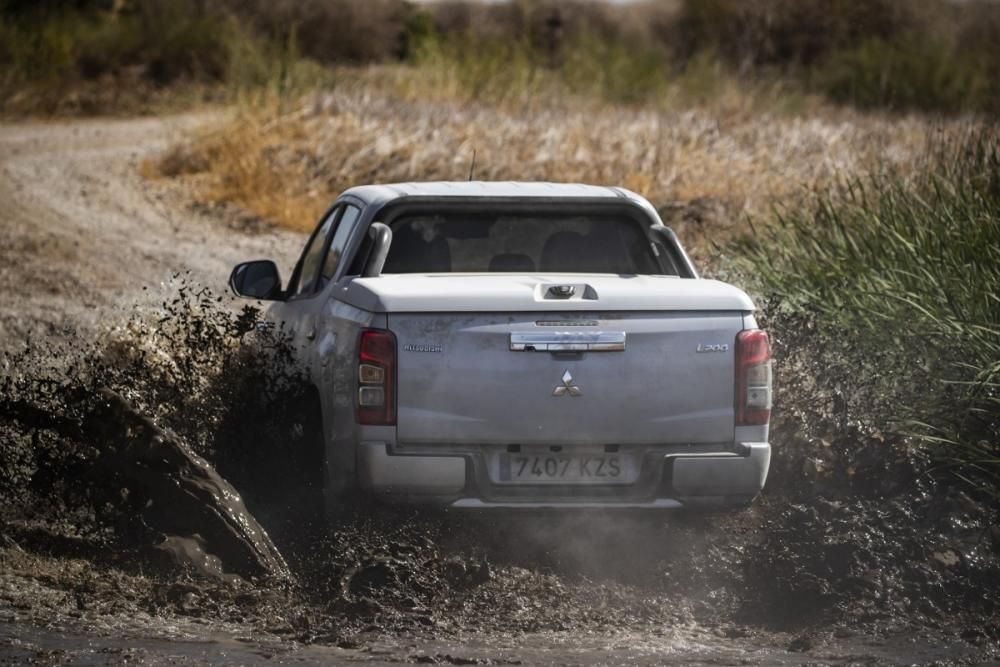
[0, 115, 997, 665]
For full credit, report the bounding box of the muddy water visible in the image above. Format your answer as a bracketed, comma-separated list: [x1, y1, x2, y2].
[1, 620, 992, 665]
[1, 289, 998, 665]
[2, 505, 997, 666]
[2, 499, 998, 665]
[0, 286, 997, 665]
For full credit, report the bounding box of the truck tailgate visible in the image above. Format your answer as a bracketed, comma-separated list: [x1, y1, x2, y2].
[390, 312, 741, 446]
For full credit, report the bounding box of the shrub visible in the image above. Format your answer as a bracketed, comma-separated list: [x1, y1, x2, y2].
[674, 0, 906, 67]
[221, 0, 412, 65]
[670, 0, 1000, 113]
[404, 2, 673, 107]
[0, 0, 331, 113]
[818, 35, 999, 113]
[0, 11, 83, 82]
[0, 0, 233, 85]
[736, 129, 1000, 495]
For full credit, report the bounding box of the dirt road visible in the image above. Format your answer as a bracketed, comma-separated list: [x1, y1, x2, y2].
[0, 114, 301, 343]
[1, 116, 997, 665]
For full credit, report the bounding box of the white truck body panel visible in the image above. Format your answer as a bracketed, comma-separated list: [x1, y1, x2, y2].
[390, 310, 742, 446]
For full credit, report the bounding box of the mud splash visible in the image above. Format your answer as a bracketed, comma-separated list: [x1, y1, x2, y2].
[88, 388, 289, 581]
[0, 283, 305, 580]
[1, 283, 998, 658]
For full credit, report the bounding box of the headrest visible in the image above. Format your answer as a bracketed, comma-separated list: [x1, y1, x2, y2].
[488, 253, 536, 272]
[383, 224, 452, 273]
[540, 231, 587, 272]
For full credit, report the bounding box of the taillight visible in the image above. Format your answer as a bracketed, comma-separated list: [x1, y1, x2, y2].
[735, 329, 772, 426]
[357, 329, 396, 425]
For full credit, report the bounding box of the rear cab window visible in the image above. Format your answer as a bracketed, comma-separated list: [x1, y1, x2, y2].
[380, 208, 669, 275]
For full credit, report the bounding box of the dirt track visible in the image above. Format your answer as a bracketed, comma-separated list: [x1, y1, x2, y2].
[0, 114, 301, 343]
[1, 116, 998, 665]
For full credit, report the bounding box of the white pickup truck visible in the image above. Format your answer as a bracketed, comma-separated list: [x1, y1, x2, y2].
[229, 182, 772, 512]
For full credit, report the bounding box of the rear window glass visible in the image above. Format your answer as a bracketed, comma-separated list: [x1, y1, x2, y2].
[381, 212, 665, 275]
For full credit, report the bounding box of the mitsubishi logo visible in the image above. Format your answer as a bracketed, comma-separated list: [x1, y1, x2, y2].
[553, 370, 582, 397]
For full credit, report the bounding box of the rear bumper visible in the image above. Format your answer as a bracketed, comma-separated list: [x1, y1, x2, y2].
[356, 442, 770, 509]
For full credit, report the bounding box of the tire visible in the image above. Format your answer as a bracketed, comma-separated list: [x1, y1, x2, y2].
[278, 391, 327, 531]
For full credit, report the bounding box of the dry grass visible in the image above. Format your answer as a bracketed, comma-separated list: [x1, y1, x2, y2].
[149, 99, 326, 232]
[148, 68, 947, 249]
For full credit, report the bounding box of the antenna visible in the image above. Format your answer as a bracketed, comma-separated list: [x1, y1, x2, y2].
[468, 148, 477, 181]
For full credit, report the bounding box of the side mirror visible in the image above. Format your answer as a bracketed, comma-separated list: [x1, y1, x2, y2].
[229, 260, 283, 300]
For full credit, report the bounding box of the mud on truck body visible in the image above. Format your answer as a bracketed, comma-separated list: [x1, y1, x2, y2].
[229, 182, 772, 514]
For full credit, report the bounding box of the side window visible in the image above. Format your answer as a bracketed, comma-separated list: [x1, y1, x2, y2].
[319, 205, 360, 288]
[289, 206, 341, 298]
[347, 227, 374, 276]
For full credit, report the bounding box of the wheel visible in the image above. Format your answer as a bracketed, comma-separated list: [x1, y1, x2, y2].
[277, 391, 365, 533]
[279, 392, 327, 530]
[215, 386, 325, 543]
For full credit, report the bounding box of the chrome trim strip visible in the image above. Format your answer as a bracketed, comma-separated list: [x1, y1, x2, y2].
[535, 320, 600, 327]
[510, 331, 626, 352]
[450, 498, 684, 509]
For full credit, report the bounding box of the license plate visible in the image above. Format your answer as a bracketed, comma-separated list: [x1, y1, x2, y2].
[499, 453, 630, 484]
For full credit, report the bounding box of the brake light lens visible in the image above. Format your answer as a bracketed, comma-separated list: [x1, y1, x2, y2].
[735, 329, 772, 426]
[357, 329, 396, 425]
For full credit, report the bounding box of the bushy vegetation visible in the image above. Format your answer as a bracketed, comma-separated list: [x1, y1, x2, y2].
[2, 0, 998, 115]
[0, 0, 330, 113]
[737, 131, 1000, 495]
[675, 0, 1000, 113]
[405, 0, 1000, 112]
